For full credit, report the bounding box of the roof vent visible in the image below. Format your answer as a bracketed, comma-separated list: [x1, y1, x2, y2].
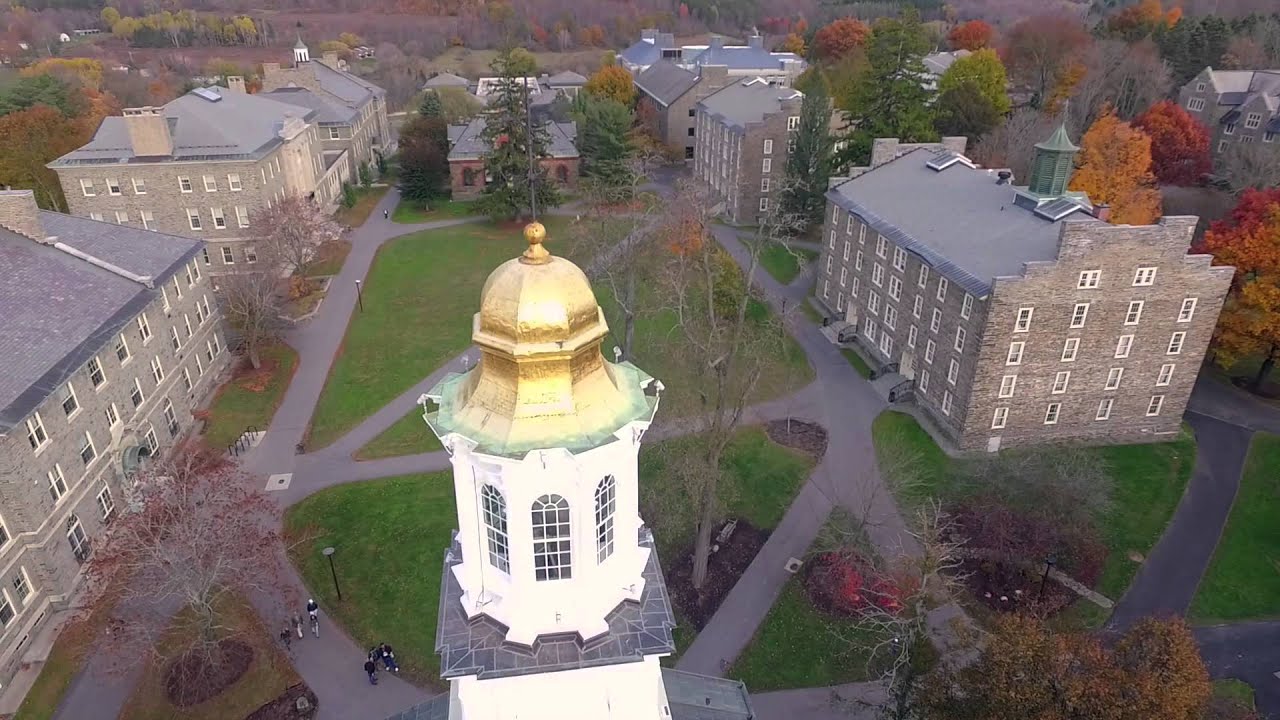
[926, 151, 975, 172]
[1033, 198, 1086, 221]
[996, 170, 1013, 185]
[191, 87, 222, 103]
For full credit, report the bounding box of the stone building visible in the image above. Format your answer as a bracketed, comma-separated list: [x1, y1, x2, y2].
[693, 78, 803, 224]
[1178, 67, 1280, 158]
[813, 129, 1233, 452]
[261, 39, 392, 181]
[633, 61, 734, 161]
[446, 117, 579, 199]
[49, 85, 346, 274]
[0, 190, 230, 690]
[619, 29, 804, 84]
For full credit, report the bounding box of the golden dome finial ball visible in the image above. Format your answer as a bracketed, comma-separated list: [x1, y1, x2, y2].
[524, 221, 546, 246]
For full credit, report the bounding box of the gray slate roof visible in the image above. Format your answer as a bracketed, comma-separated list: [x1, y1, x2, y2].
[423, 71, 470, 88]
[434, 527, 676, 680]
[262, 86, 358, 124]
[686, 44, 801, 71]
[923, 49, 971, 75]
[310, 59, 383, 105]
[446, 116, 577, 161]
[827, 148, 1099, 296]
[619, 34, 674, 67]
[1204, 68, 1280, 129]
[634, 61, 700, 106]
[698, 79, 801, 130]
[383, 694, 449, 720]
[0, 211, 201, 432]
[51, 87, 316, 166]
[546, 70, 587, 86]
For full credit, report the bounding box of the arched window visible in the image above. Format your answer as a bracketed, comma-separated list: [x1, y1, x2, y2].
[594, 476, 616, 563]
[556, 164, 570, 184]
[462, 167, 476, 186]
[481, 485, 510, 573]
[531, 494, 572, 581]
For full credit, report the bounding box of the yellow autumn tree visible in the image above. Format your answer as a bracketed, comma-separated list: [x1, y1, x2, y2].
[584, 65, 636, 106]
[1069, 108, 1162, 225]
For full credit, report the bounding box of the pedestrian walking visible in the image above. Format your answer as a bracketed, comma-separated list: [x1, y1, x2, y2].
[292, 613, 303, 639]
[383, 208, 389, 220]
[279, 625, 292, 652]
[364, 658, 378, 685]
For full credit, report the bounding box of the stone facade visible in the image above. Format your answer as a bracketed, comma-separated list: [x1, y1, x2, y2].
[1178, 67, 1280, 159]
[636, 64, 733, 161]
[448, 158, 579, 200]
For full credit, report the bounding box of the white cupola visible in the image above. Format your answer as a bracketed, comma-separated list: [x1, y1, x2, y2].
[293, 36, 310, 65]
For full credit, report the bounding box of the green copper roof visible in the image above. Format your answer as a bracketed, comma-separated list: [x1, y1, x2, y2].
[1035, 121, 1079, 153]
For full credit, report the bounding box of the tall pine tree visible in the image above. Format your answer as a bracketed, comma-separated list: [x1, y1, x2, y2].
[475, 48, 562, 220]
[576, 95, 635, 202]
[419, 89, 442, 118]
[836, 9, 937, 168]
[780, 76, 834, 230]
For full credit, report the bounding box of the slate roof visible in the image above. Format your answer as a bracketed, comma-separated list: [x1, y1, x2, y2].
[923, 49, 971, 75]
[51, 87, 316, 166]
[698, 79, 801, 130]
[619, 33, 674, 67]
[664, 669, 756, 720]
[634, 61, 700, 106]
[383, 694, 450, 720]
[434, 527, 676, 680]
[546, 70, 587, 86]
[423, 71, 470, 88]
[309, 58, 383, 104]
[446, 116, 577, 161]
[1203, 69, 1280, 127]
[686, 44, 801, 71]
[0, 210, 201, 432]
[262, 86, 359, 124]
[827, 148, 1099, 297]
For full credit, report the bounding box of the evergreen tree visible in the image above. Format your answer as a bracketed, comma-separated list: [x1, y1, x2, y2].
[398, 114, 449, 203]
[476, 49, 562, 220]
[836, 9, 937, 168]
[419, 89, 442, 118]
[576, 95, 635, 201]
[780, 77, 834, 230]
[933, 82, 1001, 145]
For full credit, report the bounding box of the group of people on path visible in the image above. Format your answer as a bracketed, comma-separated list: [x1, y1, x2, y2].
[279, 598, 322, 650]
[364, 642, 399, 684]
[275, 598, 400, 686]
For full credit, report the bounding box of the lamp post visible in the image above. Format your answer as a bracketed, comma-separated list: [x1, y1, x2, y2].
[323, 546, 342, 601]
[355, 280, 364, 313]
[1038, 553, 1057, 603]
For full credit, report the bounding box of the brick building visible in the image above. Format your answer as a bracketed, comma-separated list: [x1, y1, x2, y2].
[261, 40, 393, 180]
[446, 117, 578, 199]
[813, 128, 1233, 451]
[1178, 67, 1280, 158]
[693, 78, 803, 224]
[0, 190, 230, 689]
[49, 85, 346, 274]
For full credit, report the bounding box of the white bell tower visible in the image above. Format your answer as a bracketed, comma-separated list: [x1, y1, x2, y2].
[292, 36, 310, 65]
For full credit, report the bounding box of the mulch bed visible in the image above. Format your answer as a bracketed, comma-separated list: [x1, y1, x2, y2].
[245, 683, 319, 720]
[764, 419, 828, 458]
[667, 520, 768, 629]
[164, 639, 253, 707]
[1230, 376, 1280, 399]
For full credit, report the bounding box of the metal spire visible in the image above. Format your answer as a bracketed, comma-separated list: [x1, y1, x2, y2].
[523, 76, 538, 222]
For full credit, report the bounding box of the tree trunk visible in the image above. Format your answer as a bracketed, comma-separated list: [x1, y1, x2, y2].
[1252, 344, 1277, 390]
[623, 267, 637, 361]
[690, 475, 717, 590]
[248, 345, 262, 370]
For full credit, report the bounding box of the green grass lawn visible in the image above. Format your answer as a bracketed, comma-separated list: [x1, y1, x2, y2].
[870, 411, 1195, 615]
[801, 302, 824, 325]
[306, 240, 352, 278]
[335, 186, 389, 227]
[841, 348, 873, 379]
[392, 197, 476, 223]
[285, 473, 455, 690]
[1212, 679, 1256, 711]
[757, 244, 818, 285]
[1191, 432, 1280, 622]
[201, 344, 298, 451]
[355, 409, 444, 460]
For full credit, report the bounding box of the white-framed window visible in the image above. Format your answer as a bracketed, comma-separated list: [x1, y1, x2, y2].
[186, 209, 202, 231]
[1267, 132, 1277, 143]
[888, 275, 902, 301]
[913, 295, 923, 319]
[163, 397, 178, 437]
[1052, 371, 1070, 394]
[954, 326, 966, 352]
[0, 517, 9, 547]
[130, 378, 144, 409]
[759, 197, 769, 212]
[919, 369, 930, 393]
[892, 246, 906, 271]
[210, 332, 222, 355]
[1157, 363, 1175, 386]
[867, 291, 881, 315]
[762, 138, 773, 155]
[930, 308, 942, 333]
[872, 263, 884, 287]
[86, 356, 105, 389]
[787, 115, 800, 131]
[1178, 298, 1197, 322]
[840, 267, 848, 287]
[1006, 341, 1024, 365]
[184, 314, 193, 338]
[97, 484, 115, 520]
[104, 402, 120, 427]
[595, 476, 616, 563]
[67, 517, 88, 562]
[80, 430, 97, 466]
[191, 261, 201, 283]
[925, 339, 936, 364]
[1096, 398, 1113, 421]
[918, 265, 929, 288]
[992, 406, 1008, 429]
[1061, 337, 1079, 362]
[195, 354, 204, 376]
[1147, 395, 1165, 416]
[116, 334, 130, 363]
[885, 305, 898, 330]
[999, 374, 1017, 398]
[1245, 112, 1263, 129]
[864, 316, 876, 338]
[858, 224, 867, 245]
[132, 177, 146, 194]
[0, 593, 13, 628]
[11, 568, 31, 605]
[79, 179, 95, 196]
[936, 276, 948, 302]
[106, 178, 121, 195]
[876, 235, 888, 258]
[222, 247, 235, 264]
[1187, 97, 1205, 111]
[89, 212, 103, 222]
[1133, 267, 1157, 286]
[961, 293, 973, 319]
[908, 324, 918, 348]
[1071, 302, 1090, 328]
[946, 358, 959, 385]
[203, 175, 217, 192]
[161, 286, 170, 312]
[144, 425, 158, 452]
[169, 326, 181, 352]
[480, 484, 510, 573]
[172, 276, 182, 300]
[327, 126, 342, 140]
[941, 390, 953, 416]
[1078, 270, 1101, 289]
[1105, 367, 1124, 390]
[178, 176, 192, 193]
[140, 210, 154, 230]
[846, 215, 855, 234]
[842, 240, 851, 261]
[1219, 139, 1228, 152]
[762, 158, 771, 173]
[181, 367, 192, 391]
[760, 177, 770, 192]
[851, 276, 860, 299]
[1115, 334, 1134, 358]
[47, 464, 67, 502]
[1014, 307, 1034, 332]
[26, 412, 49, 452]
[60, 383, 79, 418]
[1044, 403, 1061, 425]
[1124, 300, 1144, 325]
[532, 494, 572, 581]
[1168, 332, 1186, 354]
[150, 356, 164, 384]
[1225, 121, 1237, 135]
[227, 173, 242, 191]
[855, 250, 863, 271]
[210, 207, 226, 229]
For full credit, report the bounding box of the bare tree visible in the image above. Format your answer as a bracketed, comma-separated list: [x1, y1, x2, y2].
[1219, 142, 1280, 194]
[970, 107, 1059, 181]
[1066, 39, 1171, 131]
[218, 269, 286, 369]
[254, 196, 344, 289]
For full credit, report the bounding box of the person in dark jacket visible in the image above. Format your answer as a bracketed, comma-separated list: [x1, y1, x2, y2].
[364, 658, 378, 685]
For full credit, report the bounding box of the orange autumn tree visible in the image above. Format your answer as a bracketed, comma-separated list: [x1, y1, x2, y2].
[948, 19, 993, 50]
[1069, 109, 1161, 225]
[1133, 99, 1211, 185]
[778, 32, 806, 55]
[812, 17, 871, 62]
[1197, 188, 1280, 389]
[0, 105, 86, 211]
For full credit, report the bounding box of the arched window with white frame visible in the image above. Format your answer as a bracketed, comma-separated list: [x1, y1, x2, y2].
[531, 494, 572, 581]
[480, 485, 510, 573]
[594, 476, 616, 563]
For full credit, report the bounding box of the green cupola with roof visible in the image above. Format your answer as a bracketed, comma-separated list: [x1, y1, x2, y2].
[1027, 120, 1078, 198]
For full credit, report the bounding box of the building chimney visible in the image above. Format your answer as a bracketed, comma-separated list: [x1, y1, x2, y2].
[641, 28, 658, 42]
[0, 189, 46, 241]
[1093, 203, 1112, 222]
[996, 170, 1013, 185]
[122, 107, 173, 158]
[709, 35, 724, 51]
[226, 75, 246, 93]
[748, 32, 764, 50]
[870, 138, 901, 168]
[320, 51, 340, 69]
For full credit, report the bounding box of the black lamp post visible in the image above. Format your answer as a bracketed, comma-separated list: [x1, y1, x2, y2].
[1038, 553, 1057, 602]
[355, 280, 365, 313]
[323, 546, 342, 601]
